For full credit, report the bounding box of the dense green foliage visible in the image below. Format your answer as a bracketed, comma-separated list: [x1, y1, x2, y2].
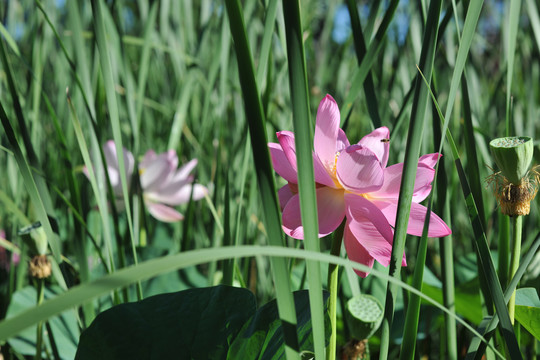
[0, 0, 540, 358]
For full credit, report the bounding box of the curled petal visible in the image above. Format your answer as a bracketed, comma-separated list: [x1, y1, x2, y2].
[146, 202, 184, 222]
[282, 187, 345, 239]
[358, 127, 390, 168]
[269, 143, 298, 184]
[344, 194, 407, 270]
[370, 162, 436, 202]
[174, 159, 198, 181]
[336, 145, 384, 193]
[370, 199, 451, 237]
[336, 128, 350, 152]
[277, 131, 298, 173]
[314, 94, 340, 172]
[419, 153, 441, 169]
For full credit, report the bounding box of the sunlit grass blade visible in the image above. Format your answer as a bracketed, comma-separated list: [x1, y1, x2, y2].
[224, 0, 300, 357]
[0, 245, 504, 359]
[379, 1, 443, 358]
[281, 1, 325, 359]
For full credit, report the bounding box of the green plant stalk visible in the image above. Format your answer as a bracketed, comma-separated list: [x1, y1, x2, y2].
[379, 1, 442, 358]
[467, 232, 540, 359]
[508, 215, 522, 323]
[35, 278, 45, 360]
[418, 66, 522, 359]
[399, 203, 432, 360]
[327, 221, 345, 360]
[498, 214, 510, 292]
[281, 0, 326, 358]
[224, 1, 300, 358]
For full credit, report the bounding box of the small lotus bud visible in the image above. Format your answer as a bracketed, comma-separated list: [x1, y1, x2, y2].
[489, 136, 533, 184]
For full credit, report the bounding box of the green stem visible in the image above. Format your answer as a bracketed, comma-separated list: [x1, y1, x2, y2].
[508, 215, 522, 324]
[327, 221, 345, 360]
[35, 278, 45, 360]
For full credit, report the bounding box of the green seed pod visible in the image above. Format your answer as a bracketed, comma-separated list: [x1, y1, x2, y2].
[346, 294, 383, 340]
[18, 222, 48, 256]
[489, 136, 533, 184]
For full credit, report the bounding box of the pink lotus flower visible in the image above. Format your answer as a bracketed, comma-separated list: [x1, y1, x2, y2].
[138, 149, 207, 222]
[268, 95, 451, 277]
[86, 141, 207, 223]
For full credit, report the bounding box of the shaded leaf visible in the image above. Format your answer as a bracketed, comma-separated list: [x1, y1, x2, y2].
[75, 285, 256, 360]
[228, 290, 330, 359]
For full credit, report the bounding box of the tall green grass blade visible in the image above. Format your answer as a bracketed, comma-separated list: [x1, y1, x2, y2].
[256, 0, 279, 87]
[281, 1, 325, 359]
[433, 103, 457, 360]
[0, 21, 20, 57]
[38, 0, 96, 123]
[0, 245, 504, 359]
[461, 77, 487, 229]
[90, 0, 137, 274]
[505, 0, 521, 136]
[441, 0, 483, 134]
[134, 3, 158, 142]
[340, 0, 398, 121]
[224, 0, 300, 358]
[399, 202, 434, 360]
[418, 67, 523, 360]
[466, 232, 540, 359]
[526, 0, 540, 54]
[346, 0, 381, 129]
[66, 90, 115, 275]
[379, 1, 442, 358]
[0, 103, 66, 290]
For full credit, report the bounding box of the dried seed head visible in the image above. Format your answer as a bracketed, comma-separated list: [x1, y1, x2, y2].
[486, 166, 540, 216]
[29, 254, 51, 279]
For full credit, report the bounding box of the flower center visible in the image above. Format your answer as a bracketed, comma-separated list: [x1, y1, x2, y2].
[329, 152, 342, 188]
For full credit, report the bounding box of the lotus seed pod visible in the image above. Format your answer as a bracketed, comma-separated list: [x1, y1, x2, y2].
[490, 136, 533, 184]
[346, 294, 383, 340]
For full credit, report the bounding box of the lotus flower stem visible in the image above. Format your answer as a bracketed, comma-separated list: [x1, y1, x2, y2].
[508, 214, 522, 323]
[327, 221, 345, 360]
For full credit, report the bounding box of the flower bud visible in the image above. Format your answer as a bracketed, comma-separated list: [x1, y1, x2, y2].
[490, 136, 533, 184]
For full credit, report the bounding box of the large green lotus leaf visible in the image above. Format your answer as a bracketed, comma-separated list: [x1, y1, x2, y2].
[228, 290, 330, 359]
[6, 285, 79, 359]
[75, 285, 256, 360]
[515, 288, 540, 341]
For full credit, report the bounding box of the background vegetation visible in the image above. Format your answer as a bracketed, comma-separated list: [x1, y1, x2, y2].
[0, 0, 539, 358]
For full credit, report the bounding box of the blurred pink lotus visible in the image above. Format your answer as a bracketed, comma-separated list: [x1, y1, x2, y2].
[86, 141, 207, 223]
[0, 230, 20, 271]
[269, 94, 451, 277]
[139, 150, 207, 222]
